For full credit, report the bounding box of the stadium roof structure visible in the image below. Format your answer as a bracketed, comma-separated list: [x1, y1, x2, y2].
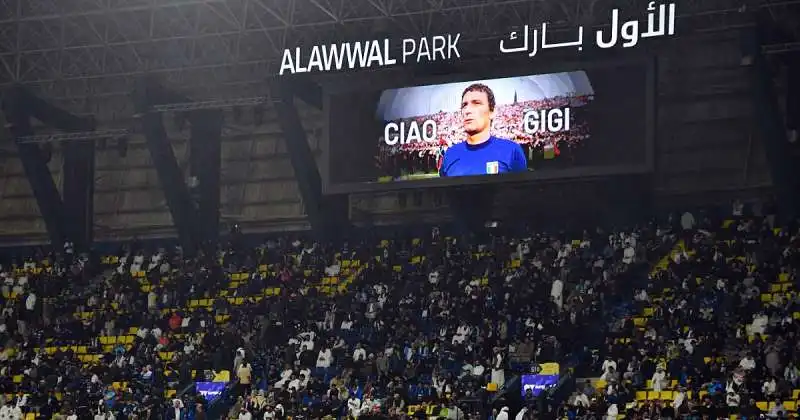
[0, 0, 798, 119]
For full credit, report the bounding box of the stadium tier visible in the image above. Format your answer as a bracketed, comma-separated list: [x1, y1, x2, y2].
[0, 220, 672, 419]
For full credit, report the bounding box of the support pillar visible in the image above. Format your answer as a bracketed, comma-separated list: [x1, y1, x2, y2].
[2, 86, 95, 248]
[189, 109, 223, 246]
[741, 24, 798, 218]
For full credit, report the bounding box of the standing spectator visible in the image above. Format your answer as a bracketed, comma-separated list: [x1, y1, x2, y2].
[237, 360, 253, 397]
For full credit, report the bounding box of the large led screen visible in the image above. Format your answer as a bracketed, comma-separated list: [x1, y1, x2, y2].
[326, 61, 653, 193]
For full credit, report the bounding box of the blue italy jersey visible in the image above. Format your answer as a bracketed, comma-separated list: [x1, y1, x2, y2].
[439, 136, 528, 177]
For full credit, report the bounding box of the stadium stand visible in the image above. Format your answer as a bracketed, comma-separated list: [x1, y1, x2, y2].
[0, 217, 674, 419]
[561, 211, 800, 419]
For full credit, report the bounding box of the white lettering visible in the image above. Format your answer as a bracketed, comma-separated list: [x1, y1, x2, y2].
[278, 34, 456, 75]
[384, 120, 437, 145]
[384, 122, 400, 146]
[383, 39, 397, 65]
[344, 42, 370, 69]
[294, 47, 308, 73]
[322, 44, 345, 71]
[417, 37, 431, 63]
[402, 34, 461, 63]
[421, 120, 436, 142]
[307, 46, 323, 73]
[402, 39, 416, 63]
[279, 48, 296, 75]
[523, 108, 571, 134]
[447, 33, 461, 59]
[432, 35, 446, 60]
[367, 41, 383, 67]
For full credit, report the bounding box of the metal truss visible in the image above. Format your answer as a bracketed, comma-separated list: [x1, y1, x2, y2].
[150, 96, 272, 112]
[15, 128, 130, 144]
[12, 97, 271, 144]
[0, 0, 796, 118]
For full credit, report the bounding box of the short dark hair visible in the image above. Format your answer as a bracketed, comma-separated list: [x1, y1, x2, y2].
[461, 83, 496, 111]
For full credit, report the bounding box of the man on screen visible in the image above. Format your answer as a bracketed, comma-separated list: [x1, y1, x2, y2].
[439, 83, 528, 177]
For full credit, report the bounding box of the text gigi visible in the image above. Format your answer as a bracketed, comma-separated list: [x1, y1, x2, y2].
[383, 108, 571, 145]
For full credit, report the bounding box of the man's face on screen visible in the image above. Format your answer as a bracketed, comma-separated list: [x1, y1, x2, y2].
[461, 90, 493, 136]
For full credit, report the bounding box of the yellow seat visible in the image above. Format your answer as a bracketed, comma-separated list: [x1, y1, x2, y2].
[213, 370, 230, 382]
[761, 293, 773, 303]
[756, 401, 768, 411]
[785, 401, 796, 411]
[635, 391, 647, 401]
[12, 375, 22, 383]
[660, 391, 673, 400]
[595, 379, 607, 390]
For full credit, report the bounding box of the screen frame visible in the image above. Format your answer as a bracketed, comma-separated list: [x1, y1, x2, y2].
[322, 55, 657, 195]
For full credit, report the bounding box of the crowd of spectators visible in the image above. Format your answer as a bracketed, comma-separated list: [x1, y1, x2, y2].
[0, 211, 669, 419]
[4, 200, 799, 420]
[560, 205, 800, 419]
[375, 95, 592, 179]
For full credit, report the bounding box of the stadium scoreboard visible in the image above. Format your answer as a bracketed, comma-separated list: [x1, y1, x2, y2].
[323, 56, 656, 194]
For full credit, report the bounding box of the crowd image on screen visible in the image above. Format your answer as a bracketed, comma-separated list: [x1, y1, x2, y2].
[376, 95, 592, 179]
